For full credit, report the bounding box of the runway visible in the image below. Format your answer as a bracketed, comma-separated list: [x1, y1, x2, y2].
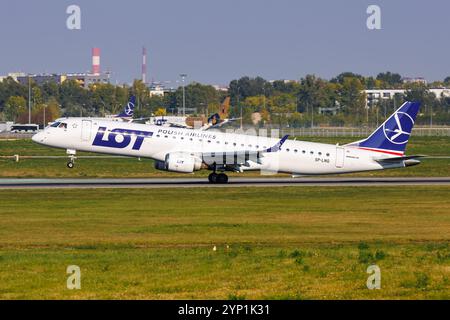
[0, 177, 450, 189]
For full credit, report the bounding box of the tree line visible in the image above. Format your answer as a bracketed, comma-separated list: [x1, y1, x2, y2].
[0, 72, 449, 127]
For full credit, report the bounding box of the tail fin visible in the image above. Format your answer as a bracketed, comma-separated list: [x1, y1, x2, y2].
[347, 101, 421, 156]
[207, 113, 221, 126]
[116, 96, 136, 118]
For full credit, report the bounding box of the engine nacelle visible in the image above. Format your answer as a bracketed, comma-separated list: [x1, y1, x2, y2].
[154, 152, 202, 173]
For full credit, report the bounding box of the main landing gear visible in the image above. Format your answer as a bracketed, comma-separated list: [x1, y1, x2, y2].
[208, 172, 229, 184]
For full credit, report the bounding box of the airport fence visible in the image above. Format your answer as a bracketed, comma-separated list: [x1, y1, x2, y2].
[277, 127, 450, 138]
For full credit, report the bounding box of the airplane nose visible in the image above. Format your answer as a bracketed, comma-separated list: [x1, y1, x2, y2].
[32, 131, 43, 143]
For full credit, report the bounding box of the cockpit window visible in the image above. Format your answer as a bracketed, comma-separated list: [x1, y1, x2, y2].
[50, 122, 61, 127]
[58, 123, 67, 129]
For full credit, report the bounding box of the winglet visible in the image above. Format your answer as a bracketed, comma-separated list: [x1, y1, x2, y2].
[266, 135, 289, 153]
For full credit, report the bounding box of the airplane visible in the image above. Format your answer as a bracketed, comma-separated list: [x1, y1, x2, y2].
[146, 97, 237, 130]
[32, 101, 422, 183]
[93, 96, 136, 122]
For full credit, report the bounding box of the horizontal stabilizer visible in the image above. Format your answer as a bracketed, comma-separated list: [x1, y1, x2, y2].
[374, 155, 426, 163]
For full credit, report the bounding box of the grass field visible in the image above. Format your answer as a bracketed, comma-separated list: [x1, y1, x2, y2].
[0, 136, 449, 178]
[0, 186, 449, 299]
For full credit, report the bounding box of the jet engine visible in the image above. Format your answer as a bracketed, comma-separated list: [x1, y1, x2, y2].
[154, 152, 202, 173]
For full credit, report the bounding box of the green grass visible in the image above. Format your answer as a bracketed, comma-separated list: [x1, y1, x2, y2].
[0, 186, 449, 299]
[0, 136, 449, 178]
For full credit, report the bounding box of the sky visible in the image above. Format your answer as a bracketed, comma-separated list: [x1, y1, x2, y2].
[0, 0, 449, 85]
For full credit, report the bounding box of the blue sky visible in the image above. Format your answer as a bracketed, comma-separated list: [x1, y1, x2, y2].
[0, 0, 449, 85]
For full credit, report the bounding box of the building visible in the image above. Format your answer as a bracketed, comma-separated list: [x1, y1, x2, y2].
[17, 74, 66, 86]
[15, 72, 110, 88]
[5, 47, 109, 89]
[365, 88, 450, 107]
[149, 83, 166, 97]
[66, 73, 110, 88]
[212, 84, 229, 92]
[402, 77, 427, 85]
[0, 72, 27, 82]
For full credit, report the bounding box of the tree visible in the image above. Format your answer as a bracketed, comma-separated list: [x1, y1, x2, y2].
[297, 75, 337, 118]
[338, 77, 366, 124]
[60, 80, 91, 116]
[229, 76, 269, 106]
[3, 96, 26, 121]
[376, 72, 403, 88]
[331, 72, 365, 85]
[405, 83, 439, 124]
[0, 77, 28, 110]
[170, 82, 220, 115]
[444, 77, 450, 86]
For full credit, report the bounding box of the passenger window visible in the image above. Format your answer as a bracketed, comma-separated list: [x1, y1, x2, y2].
[286, 148, 290, 152]
[318, 152, 322, 156]
[310, 151, 314, 155]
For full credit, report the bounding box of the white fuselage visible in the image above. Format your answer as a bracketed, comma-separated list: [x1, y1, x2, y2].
[32, 118, 404, 175]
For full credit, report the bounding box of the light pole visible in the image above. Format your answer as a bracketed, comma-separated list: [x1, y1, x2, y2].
[237, 86, 242, 129]
[28, 76, 32, 124]
[430, 104, 433, 128]
[42, 104, 47, 129]
[180, 74, 187, 116]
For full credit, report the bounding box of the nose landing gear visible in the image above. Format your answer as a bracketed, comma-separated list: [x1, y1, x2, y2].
[66, 149, 76, 169]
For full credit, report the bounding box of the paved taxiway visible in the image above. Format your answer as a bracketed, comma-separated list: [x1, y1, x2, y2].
[0, 177, 449, 189]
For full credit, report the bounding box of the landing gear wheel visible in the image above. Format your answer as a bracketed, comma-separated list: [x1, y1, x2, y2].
[67, 161, 74, 169]
[217, 173, 229, 184]
[208, 173, 218, 183]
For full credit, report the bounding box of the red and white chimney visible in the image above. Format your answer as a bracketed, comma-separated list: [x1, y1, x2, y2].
[92, 48, 101, 75]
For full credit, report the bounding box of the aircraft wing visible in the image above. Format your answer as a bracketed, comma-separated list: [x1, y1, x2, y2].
[200, 135, 289, 168]
[201, 118, 240, 131]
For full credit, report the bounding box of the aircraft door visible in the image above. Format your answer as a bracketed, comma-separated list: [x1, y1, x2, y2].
[335, 146, 345, 168]
[81, 120, 92, 142]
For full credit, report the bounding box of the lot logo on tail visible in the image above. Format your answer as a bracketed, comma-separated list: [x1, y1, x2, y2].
[351, 101, 420, 155]
[93, 127, 153, 150]
[383, 112, 414, 145]
[124, 101, 135, 116]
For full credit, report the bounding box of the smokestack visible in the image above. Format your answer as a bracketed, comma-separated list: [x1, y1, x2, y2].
[92, 48, 100, 75]
[142, 47, 147, 84]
